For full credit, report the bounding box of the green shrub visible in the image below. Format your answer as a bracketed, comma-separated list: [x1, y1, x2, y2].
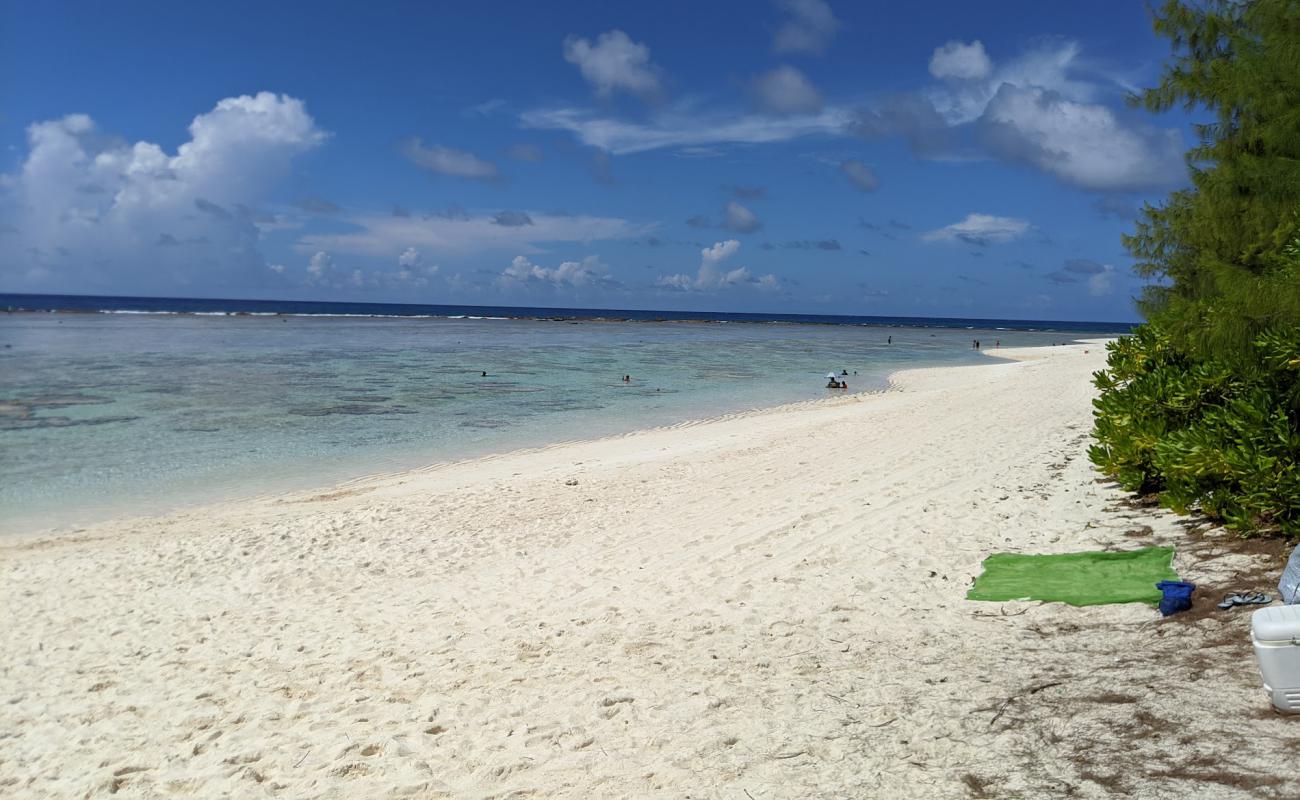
[1090, 324, 1300, 536]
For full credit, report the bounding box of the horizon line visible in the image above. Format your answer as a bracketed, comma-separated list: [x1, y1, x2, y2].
[0, 290, 1140, 328]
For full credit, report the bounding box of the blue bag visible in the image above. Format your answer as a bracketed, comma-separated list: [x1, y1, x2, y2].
[1156, 580, 1195, 616]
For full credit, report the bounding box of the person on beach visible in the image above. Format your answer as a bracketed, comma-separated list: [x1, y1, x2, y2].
[887, 336, 892, 345]
[623, 375, 630, 383]
[480, 370, 487, 377]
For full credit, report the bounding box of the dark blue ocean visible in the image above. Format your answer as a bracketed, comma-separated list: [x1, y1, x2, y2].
[1, 292, 1135, 333]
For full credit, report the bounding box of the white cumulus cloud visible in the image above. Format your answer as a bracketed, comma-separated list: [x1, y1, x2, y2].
[499, 254, 611, 288]
[307, 246, 441, 291]
[702, 239, 741, 266]
[928, 39, 1098, 126]
[308, 250, 333, 279]
[978, 84, 1184, 192]
[395, 247, 438, 286]
[0, 92, 326, 293]
[658, 239, 776, 291]
[913, 38, 1186, 191]
[398, 246, 422, 268]
[563, 30, 663, 101]
[928, 40, 992, 81]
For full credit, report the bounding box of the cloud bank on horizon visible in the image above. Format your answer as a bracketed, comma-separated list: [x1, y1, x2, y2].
[0, 0, 1186, 319]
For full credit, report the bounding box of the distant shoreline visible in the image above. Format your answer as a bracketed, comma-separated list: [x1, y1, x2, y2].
[0, 292, 1137, 333]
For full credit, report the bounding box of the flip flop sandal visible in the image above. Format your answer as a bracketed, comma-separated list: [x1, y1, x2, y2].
[1246, 593, 1273, 605]
[1218, 594, 1245, 610]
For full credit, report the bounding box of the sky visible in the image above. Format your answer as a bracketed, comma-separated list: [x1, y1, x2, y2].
[0, 0, 1197, 321]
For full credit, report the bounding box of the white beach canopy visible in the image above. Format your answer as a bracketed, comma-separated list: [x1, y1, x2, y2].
[826, 372, 838, 379]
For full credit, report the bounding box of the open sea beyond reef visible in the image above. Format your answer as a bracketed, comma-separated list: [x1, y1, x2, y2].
[0, 293, 1132, 531]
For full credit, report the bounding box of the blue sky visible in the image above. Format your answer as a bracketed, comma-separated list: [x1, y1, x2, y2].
[1, 0, 1194, 321]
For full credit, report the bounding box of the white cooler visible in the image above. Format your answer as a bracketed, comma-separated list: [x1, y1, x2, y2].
[1252, 605, 1300, 713]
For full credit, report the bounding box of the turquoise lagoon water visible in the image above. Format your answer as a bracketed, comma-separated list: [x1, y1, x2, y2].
[0, 312, 1083, 531]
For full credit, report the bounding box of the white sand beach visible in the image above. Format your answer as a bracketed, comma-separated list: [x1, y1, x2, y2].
[2, 342, 1295, 799]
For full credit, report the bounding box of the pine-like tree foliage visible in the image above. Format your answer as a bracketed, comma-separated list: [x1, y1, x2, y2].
[1128, 0, 1300, 355]
[1091, 0, 1300, 536]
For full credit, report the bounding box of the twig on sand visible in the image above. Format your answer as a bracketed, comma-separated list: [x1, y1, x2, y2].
[744, 790, 756, 800]
[782, 649, 814, 659]
[987, 680, 1067, 727]
[773, 749, 808, 760]
[989, 698, 1014, 727]
[294, 749, 310, 767]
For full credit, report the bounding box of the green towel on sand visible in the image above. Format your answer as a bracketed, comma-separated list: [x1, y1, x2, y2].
[966, 546, 1178, 607]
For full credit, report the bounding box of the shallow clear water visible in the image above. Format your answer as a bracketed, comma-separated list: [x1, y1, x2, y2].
[0, 313, 1077, 531]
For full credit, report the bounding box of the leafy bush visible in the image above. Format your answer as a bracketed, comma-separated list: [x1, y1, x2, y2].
[1091, 323, 1300, 536]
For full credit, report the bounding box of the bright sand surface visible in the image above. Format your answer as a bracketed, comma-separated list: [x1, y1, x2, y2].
[3, 342, 1297, 799]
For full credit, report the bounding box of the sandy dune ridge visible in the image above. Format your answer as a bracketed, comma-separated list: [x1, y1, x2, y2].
[2, 342, 1296, 799]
